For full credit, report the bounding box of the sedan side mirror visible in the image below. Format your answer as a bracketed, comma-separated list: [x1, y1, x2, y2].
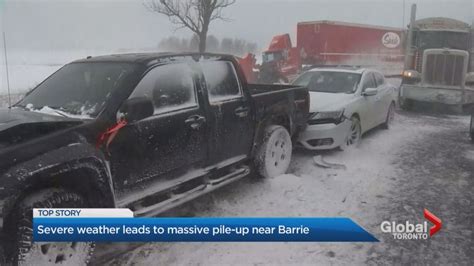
[120, 97, 154, 123]
[362, 88, 378, 97]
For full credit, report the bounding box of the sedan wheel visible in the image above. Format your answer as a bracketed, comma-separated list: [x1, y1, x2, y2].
[382, 102, 396, 129]
[340, 117, 361, 150]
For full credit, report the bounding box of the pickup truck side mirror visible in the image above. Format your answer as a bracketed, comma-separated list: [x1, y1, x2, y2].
[120, 97, 154, 123]
[362, 88, 378, 97]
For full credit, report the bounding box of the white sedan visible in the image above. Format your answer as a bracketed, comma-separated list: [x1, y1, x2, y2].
[293, 67, 397, 150]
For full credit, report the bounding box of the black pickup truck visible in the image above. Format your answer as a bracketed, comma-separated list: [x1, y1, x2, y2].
[0, 53, 308, 265]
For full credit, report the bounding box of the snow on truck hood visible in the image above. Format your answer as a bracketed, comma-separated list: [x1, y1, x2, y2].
[308, 91, 355, 112]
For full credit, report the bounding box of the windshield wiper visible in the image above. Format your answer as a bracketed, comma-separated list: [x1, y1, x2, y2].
[28, 106, 71, 118]
[50, 109, 69, 118]
[12, 104, 28, 111]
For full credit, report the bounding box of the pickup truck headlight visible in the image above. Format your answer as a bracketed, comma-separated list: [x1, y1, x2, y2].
[309, 109, 345, 125]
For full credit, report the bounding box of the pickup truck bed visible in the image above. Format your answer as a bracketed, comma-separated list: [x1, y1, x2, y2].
[248, 84, 303, 94]
[249, 84, 309, 136]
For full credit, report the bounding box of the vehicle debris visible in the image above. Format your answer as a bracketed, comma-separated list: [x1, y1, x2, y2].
[313, 155, 346, 170]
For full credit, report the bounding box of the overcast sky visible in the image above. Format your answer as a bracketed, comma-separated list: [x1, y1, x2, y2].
[0, 0, 473, 52]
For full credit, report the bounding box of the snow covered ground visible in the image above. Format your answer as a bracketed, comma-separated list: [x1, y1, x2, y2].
[0, 64, 61, 94]
[0, 49, 158, 96]
[92, 111, 474, 265]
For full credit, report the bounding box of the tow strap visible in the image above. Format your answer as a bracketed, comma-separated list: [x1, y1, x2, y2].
[96, 119, 128, 151]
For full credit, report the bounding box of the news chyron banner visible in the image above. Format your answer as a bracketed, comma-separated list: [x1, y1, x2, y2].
[33, 209, 378, 242]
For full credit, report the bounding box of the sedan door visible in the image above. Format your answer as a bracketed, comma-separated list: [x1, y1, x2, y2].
[109, 62, 208, 191]
[373, 72, 393, 124]
[359, 72, 379, 131]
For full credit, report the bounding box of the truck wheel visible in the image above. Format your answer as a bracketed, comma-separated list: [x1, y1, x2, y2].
[8, 189, 94, 265]
[451, 104, 463, 114]
[470, 115, 474, 143]
[382, 102, 396, 130]
[400, 98, 412, 111]
[255, 125, 292, 178]
[340, 116, 361, 150]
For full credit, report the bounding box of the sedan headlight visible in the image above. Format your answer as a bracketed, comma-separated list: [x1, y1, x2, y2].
[309, 109, 345, 124]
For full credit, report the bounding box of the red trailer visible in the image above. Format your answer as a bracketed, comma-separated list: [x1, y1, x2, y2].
[297, 21, 404, 66]
[261, 20, 405, 82]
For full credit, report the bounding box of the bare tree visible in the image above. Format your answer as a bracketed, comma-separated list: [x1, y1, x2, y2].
[206, 35, 220, 52]
[145, 0, 236, 53]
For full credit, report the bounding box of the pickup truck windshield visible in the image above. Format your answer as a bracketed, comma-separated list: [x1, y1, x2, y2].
[293, 71, 361, 93]
[16, 62, 136, 118]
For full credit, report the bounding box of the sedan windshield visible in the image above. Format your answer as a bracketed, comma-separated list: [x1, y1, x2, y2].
[16, 62, 136, 118]
[293, 71, 361, 93]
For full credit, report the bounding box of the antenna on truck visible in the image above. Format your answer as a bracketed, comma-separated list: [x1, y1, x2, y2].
[1, 0, 12, 108]
[3, 30, 11, 108]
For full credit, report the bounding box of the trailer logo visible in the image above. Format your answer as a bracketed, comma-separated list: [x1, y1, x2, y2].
[382, 32, 401, 48]
[380, 209, 442, 240]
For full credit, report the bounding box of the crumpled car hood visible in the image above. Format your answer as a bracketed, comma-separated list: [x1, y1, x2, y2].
[309, 91, 355, 112]
[0, 108, 84, 148]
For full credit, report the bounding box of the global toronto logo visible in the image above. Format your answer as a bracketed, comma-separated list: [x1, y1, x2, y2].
[380, 209, 442, 240]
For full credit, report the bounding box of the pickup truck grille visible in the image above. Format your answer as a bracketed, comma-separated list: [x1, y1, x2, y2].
[424, 53, 466, 86]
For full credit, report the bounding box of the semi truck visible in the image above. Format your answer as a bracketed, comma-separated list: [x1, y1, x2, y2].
[259, 20, 405, 83]
[399, 17, 474, 112]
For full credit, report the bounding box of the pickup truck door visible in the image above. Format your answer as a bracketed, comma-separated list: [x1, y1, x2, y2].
[109, 62, 208, 191]
[200, 60, 254, 166]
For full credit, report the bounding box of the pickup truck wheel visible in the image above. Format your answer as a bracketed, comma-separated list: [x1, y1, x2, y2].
[9, 189, 94, 266]
[255, 125, 292, 178]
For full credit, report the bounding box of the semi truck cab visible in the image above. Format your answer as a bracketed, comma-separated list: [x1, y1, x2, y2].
[259, 34, 301, 84]
[400, 17, 474, 112]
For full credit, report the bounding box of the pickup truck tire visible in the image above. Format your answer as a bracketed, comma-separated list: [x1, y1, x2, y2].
[255, 125, 292, 178]
[9, 189, 94, 266]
